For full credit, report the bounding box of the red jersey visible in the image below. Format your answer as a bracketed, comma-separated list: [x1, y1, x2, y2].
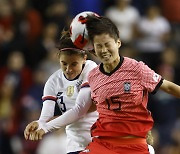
[88, 56, 163, 138]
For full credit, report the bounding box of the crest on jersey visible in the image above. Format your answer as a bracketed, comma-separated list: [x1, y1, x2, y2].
[124, 82, 131, 92]
[153, 73, 160, 82]
[66, 86, 74, 97]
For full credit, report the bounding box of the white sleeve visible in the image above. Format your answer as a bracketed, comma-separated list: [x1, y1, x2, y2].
[38, 100, 56, 123]
[38, 76, 57, 124]
[81, 60, 97, 84]
[40, 87, 92, 133]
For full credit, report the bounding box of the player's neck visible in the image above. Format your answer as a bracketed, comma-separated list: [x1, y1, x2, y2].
[103, 57, 120, 73]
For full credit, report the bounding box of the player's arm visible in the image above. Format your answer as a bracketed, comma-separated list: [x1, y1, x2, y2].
[43, 87, 92, 132]
[24, 101, 55, 140]
[24, 79, 57, 140]
[160, 79, 180, 98]
[29, 87, 93, 140]
[24, 100, 56, 140]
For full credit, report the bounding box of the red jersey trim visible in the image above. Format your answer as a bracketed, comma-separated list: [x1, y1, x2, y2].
[81, 82, 90, 88]
[42, 96, 57, 102]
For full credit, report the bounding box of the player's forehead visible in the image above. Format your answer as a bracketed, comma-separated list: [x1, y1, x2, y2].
[60, 53, 83, 63]
[93, 33, 115, 44]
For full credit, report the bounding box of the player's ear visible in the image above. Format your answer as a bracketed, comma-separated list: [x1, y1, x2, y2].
[117, 39, 121, 48]
[83, 54, 87, 63]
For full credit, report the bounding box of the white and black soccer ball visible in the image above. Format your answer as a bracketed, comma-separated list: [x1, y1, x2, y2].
[70, 11, 98, 51]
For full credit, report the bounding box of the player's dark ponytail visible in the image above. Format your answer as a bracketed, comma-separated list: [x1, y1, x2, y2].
[56, 29, 86, 58]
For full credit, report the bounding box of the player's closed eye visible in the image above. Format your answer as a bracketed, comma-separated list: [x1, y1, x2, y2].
[105, 44, 111, 48]
[61, 62, 67, 66]
[71, 63, 78, 67]
[96, 44, 102, 49]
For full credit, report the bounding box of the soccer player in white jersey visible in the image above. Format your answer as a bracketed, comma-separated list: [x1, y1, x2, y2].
[24, 31, 98, 154]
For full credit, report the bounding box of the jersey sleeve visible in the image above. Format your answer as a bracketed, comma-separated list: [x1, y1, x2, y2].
[39, 87, 92, 133]
[81, 60, 97, 86]
[38, 78, 57, 123]
[140, 61, 163, 93]
[38, 100, 56, 123]
[43, 77, 56, 97]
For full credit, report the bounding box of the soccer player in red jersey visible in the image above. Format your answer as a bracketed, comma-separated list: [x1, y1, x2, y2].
[80, 15, 180, 154]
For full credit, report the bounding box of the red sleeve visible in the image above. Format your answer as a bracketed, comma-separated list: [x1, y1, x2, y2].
[140, 62, 162, 93]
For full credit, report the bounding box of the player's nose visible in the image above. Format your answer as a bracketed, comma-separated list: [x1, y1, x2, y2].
[101, 46, 108, 53]
[66, 65, 72, 72]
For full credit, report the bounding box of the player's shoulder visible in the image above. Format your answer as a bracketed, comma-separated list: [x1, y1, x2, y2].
[45, 69, 62, 84]
[88, 64, 100, 80]
[48, 69, 61, 79]
[82, 60, 98, 74]
[124, 56, 138, 63]
[85, 60, 97, 68]
[123, 57, 144, 67]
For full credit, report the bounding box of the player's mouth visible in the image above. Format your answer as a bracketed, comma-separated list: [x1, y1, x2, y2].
[101, 54, 111, 60]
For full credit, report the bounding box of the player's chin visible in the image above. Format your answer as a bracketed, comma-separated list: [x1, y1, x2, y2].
[65, 74, 76, 80]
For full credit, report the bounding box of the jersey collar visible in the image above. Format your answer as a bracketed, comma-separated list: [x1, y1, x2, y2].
[99, 56, 124, 76]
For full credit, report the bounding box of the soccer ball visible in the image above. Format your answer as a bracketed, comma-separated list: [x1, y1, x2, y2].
[70, 11, 98, 51]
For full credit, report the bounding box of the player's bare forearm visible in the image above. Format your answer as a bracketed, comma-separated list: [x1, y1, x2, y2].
[160, 79, 180, 98]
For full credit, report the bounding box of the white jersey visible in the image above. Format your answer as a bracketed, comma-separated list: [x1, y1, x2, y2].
[39, 60, 98, 153]
[148, 144, 155, 154]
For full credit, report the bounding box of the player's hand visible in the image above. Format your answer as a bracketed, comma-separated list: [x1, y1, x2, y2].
[28, 129, 45, 141]
[24, 121, 39, 140]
